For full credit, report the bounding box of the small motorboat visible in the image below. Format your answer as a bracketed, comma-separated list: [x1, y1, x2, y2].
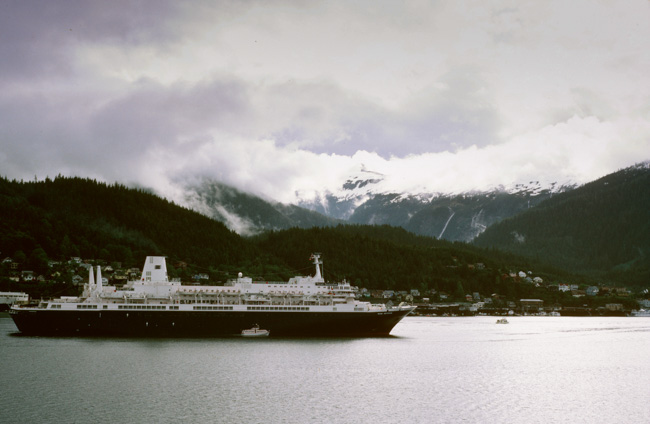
[241, 324, 270, 337]
[496, 318, 509, 324]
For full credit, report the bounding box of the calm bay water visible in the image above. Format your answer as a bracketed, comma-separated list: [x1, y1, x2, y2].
[1, 314, 649, 423]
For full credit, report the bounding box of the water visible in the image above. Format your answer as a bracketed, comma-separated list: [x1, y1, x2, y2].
[1, 314, 649, 423]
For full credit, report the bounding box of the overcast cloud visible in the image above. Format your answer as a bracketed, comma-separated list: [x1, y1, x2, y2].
[1, 0, 648, 203]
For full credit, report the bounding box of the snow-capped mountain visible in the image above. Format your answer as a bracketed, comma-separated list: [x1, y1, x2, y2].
[297, 178, 576, 242]
[295, 168, 387, 220]
[183, 168, 576, 241]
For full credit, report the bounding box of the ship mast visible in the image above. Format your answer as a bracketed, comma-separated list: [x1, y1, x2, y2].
[311, 253, 323, 282]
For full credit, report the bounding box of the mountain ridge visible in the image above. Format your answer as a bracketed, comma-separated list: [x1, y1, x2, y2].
[184, 172, 578, 242]
[473, 162, 650, 286]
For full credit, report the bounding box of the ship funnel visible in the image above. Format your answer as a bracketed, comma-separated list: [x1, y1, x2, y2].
[88, 266, 95, 290]
[96, 266, 103, 292]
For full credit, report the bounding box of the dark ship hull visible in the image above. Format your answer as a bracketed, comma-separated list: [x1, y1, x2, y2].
[9, 308, 413, 337]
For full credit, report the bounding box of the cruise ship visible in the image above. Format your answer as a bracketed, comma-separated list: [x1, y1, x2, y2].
[10, 254, 415, 337]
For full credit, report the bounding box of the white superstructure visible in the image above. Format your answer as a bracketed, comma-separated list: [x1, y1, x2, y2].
[44, 253, 404, 315]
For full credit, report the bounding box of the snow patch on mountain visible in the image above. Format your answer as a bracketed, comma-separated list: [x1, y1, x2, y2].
[296, 162, 577, 222]
[438, 209, 456, 239]
[470, 209, 487, 235]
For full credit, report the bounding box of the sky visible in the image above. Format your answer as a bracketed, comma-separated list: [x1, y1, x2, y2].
[1, 0, 649, 204]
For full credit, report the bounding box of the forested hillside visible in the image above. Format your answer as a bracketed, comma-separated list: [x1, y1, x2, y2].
[474, 163, 650, 286]
[0, 176, 255, 271]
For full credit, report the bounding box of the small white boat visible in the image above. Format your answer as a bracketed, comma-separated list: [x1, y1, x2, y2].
[496, 318, 509, 324]
[241, 324, 270, 337]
